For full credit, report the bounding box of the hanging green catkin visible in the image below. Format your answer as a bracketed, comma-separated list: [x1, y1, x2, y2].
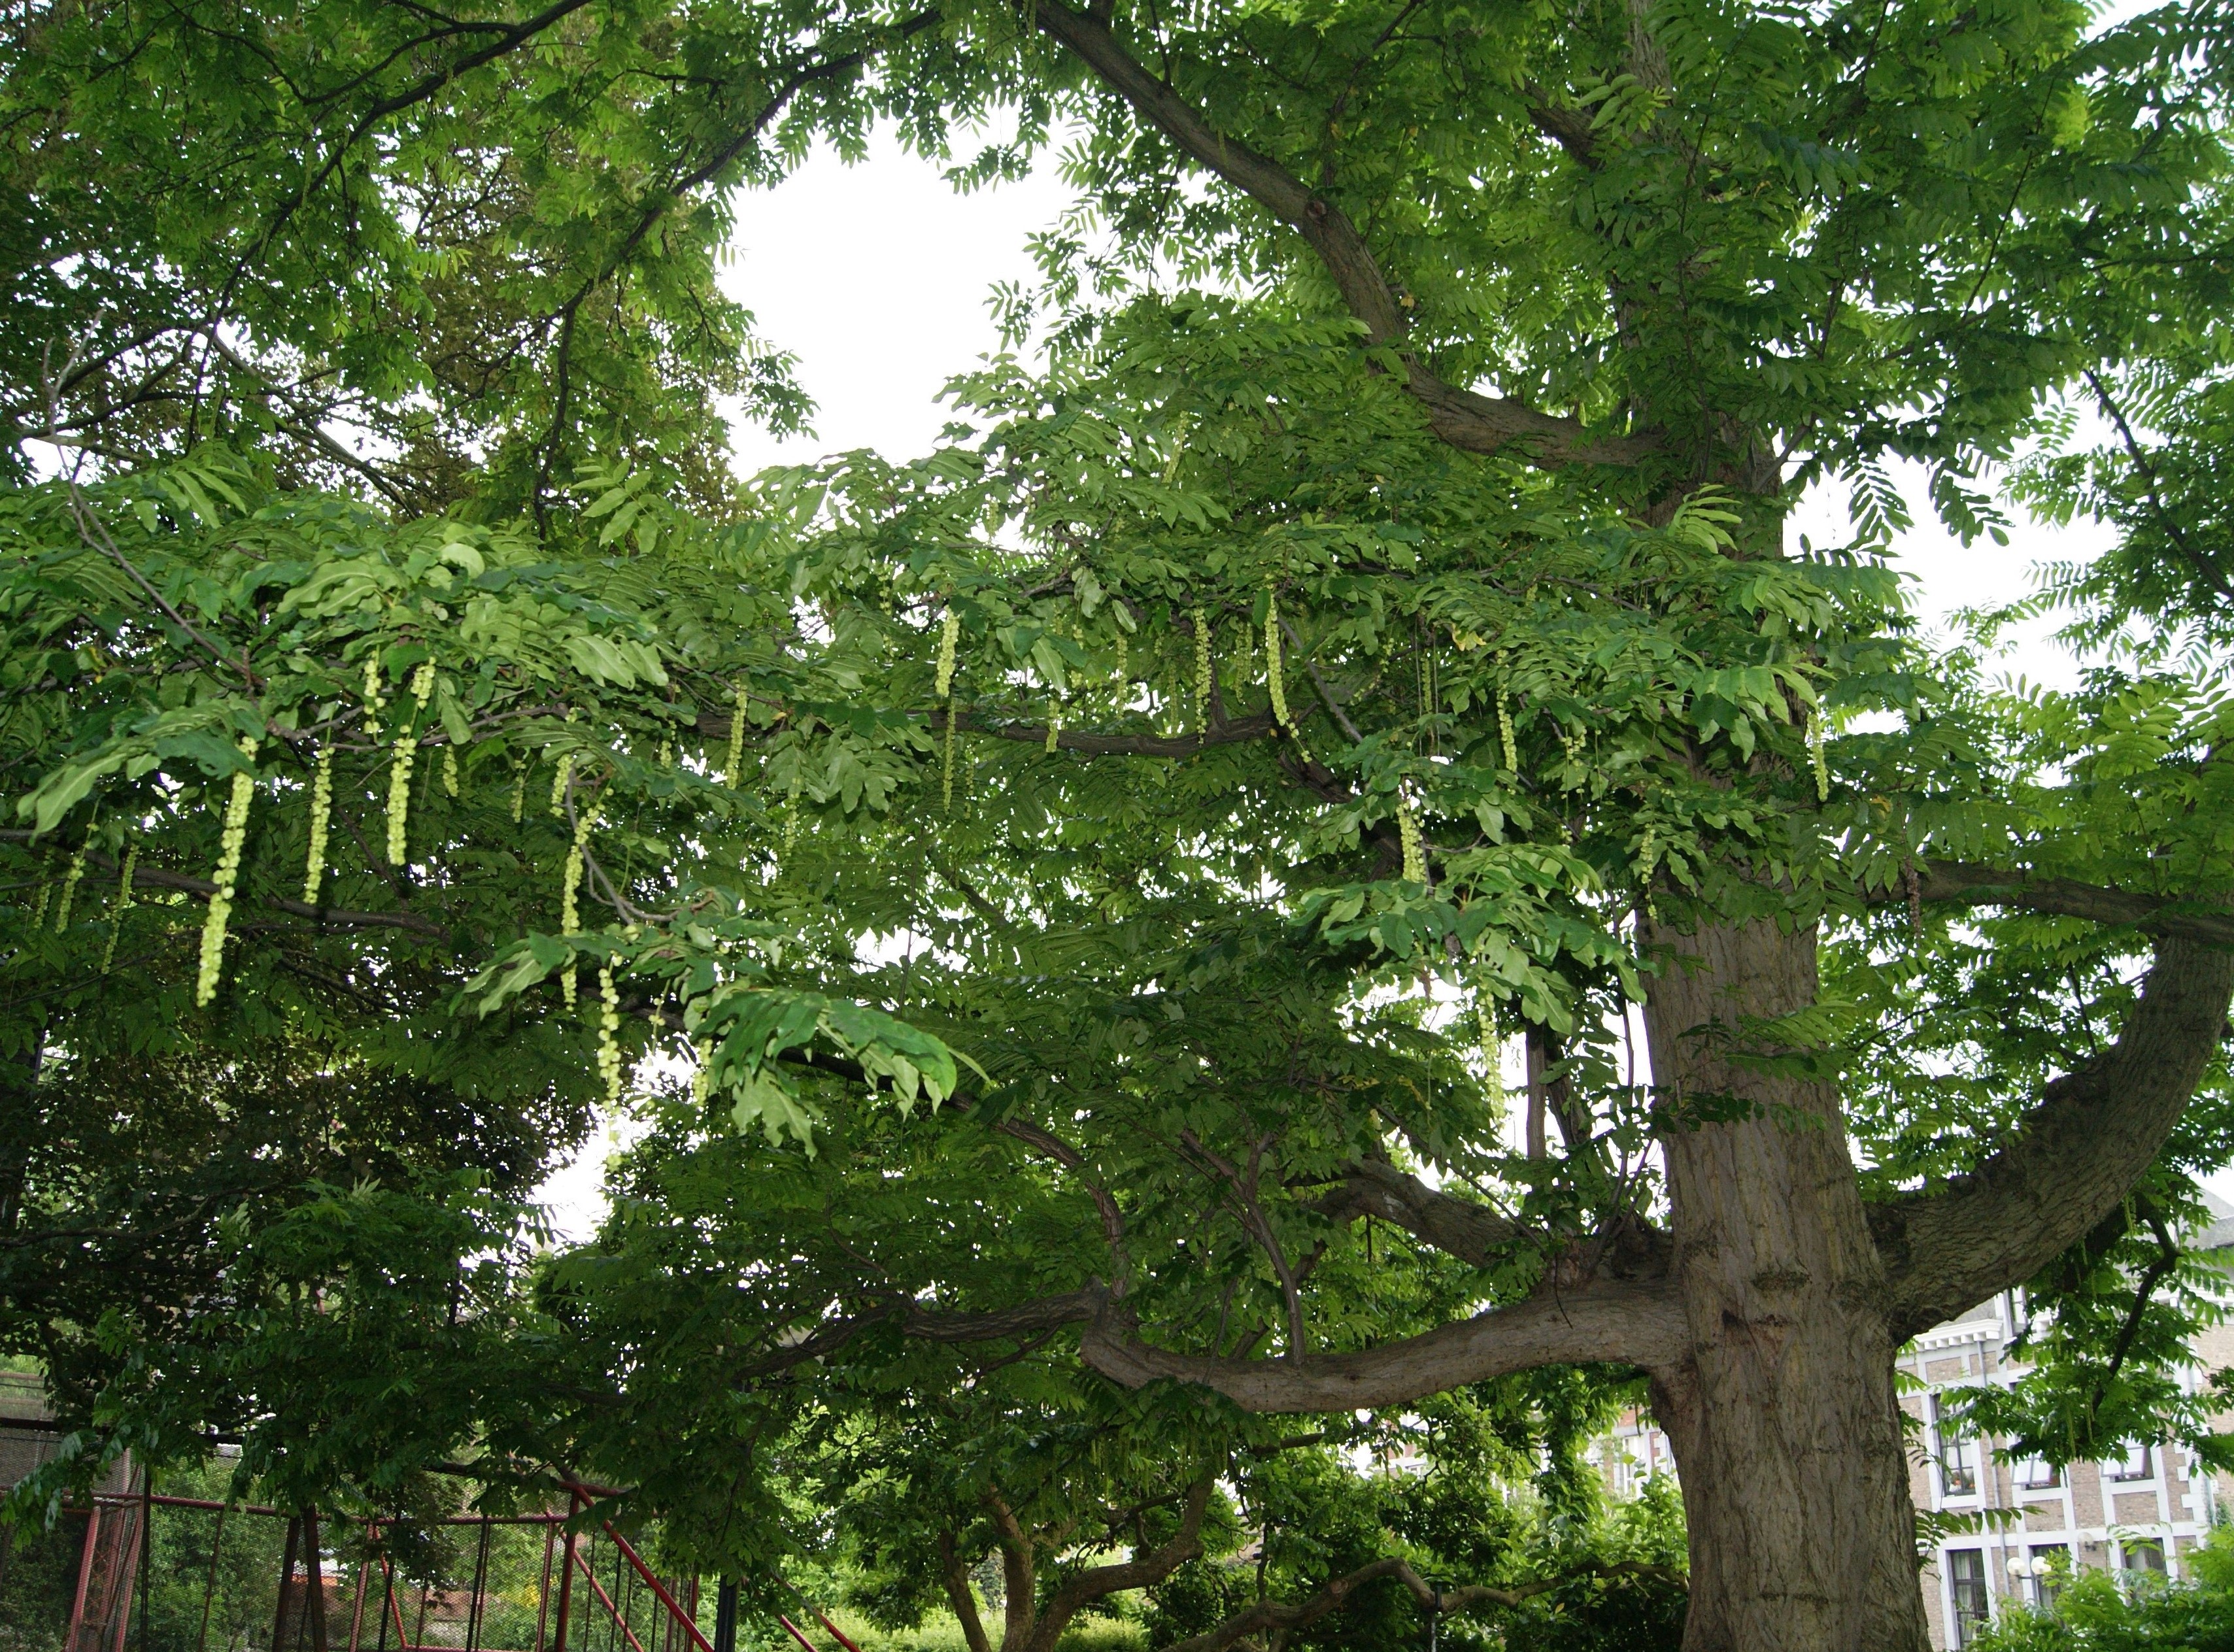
[1266, 592, 1290, 730]
[1045, 709, 1061, 754]
[656, 738, 672, 769]
[934, 609, 959, 698]
[300, 746, 332, 905]
[560, 804, 600, 934]
[1810, 716, 1831, 803]
[550, 708, 579, 816]
[386, 662, 435, 865]
[441, 744, 459, 798]
[52, 844, 86, 932]
[1474, 986, 1505, 1117]
[509, 758, 527, 824]
[936, 607, 960, 812]
[29, 856, 51, 928]
[1398, 799, 1426, 884]
[558, 805, 598, 1011]
[596, 963, 623, 1100]
[1262, 594, 1315, 764]
[783, 766, 803, 856]
[1638, 826, 1661, 923]
[1498, 692, 1519, 774]
[725, 684, 748, 785]
[99, 845, 137, 973]
[1113, 630, 1127, 684]
[197, 735, 258, 1007]
[362, 656, 385, 742]
[1193, 607, 1212, 732]
[690, 1036, 713, 1106]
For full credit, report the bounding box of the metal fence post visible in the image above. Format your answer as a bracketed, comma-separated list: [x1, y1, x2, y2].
[552, 1495, 579, 1652]
[712, 1581, 737, 1652]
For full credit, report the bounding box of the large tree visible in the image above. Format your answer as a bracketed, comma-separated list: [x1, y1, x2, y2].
[7, 3, 2234, 1649]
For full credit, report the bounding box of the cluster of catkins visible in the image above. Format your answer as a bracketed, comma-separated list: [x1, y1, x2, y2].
[385, 662, 435, 864]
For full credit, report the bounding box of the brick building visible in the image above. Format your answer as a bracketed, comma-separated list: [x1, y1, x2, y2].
[1594, 1196, 2234, 1648]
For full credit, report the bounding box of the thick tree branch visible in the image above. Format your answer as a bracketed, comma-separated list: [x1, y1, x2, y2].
[1022, 1476, 1215, 1652]
[733, 1290, 1102, 1381]
[985, 1493, 1039, 1652]
[905, 1290, 1107, 1343]
[1309, 1158, 1517, 1266]
[1875, 935, 2234, 1340]
[73, 847, 447, 939]
[1159, 1555, 1680, 1652]
[1913, 860, 2234, 949]
[936, 704, 1279, 757]
[1160, 1557, 1419, 1652]
[936, 1531, 994, 1652]
[1030, 4, 1653, 469]
[996, 1119, 1132, 1295]
[1077, 1277, 1684, 1413]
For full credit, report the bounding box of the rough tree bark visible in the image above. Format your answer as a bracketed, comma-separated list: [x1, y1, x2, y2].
[1642, 918, 1927, 1652]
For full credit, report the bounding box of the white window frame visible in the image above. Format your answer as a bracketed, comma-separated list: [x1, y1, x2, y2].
[1945, 1548, 1991, 1646]
[2105, 1440, 2154, 1483]
[1932, 1397, 1978, 1500]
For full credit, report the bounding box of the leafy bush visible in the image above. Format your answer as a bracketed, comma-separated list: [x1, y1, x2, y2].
[1971, 1528, 2234, 1651]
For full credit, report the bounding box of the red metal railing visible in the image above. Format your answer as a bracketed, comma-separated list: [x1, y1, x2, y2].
[41, 1490, 862, 1652]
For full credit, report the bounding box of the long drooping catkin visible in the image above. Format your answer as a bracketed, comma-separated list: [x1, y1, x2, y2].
[385, 662, 435, 864]
[1398, 799, 1426, 885]
[726, 684, 748, 785]
[196, 736, 258, 1007]
[53, 844, 86, 932]
[303, 745, 333, 904]
[1193, 608, 1212, 731]
[99, 845, 137, 973]
[597, 963, 623, 1100]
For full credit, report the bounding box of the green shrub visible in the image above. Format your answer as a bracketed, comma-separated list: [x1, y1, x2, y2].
[1971, 1528, 2234, 1652]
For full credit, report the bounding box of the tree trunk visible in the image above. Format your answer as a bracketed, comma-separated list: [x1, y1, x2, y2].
[1644, 918, 1927, 1652]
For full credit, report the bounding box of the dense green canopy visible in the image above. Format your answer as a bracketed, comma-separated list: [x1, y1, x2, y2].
[5, 0, 2234, 1645]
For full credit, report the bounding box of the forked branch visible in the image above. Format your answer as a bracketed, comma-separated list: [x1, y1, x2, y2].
[1029, 3, 1653, 468]
[1021, 1475, 1217, 1652]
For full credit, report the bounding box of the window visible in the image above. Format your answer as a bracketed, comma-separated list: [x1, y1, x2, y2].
[2120, 1540, 2168, 1593]
[1947, 1549, 1990, 1645]
[2014, 1454, 2060, 1491]
[1933, 1398, 1977, 1498]
[2106, 1441, 2152, 1482]
[2028, 1545, 2070, 1609]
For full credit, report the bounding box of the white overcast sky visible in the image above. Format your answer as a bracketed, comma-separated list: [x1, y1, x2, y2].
[537, 133, 2229, 1240]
